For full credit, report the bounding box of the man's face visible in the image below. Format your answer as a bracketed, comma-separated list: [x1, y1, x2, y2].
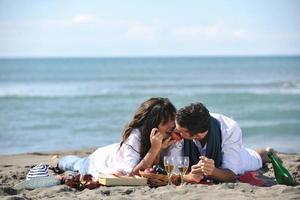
[175, 121, 208, 141]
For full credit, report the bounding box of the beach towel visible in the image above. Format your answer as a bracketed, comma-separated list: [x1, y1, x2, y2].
[239, 171, 276, 186]
[15, 176, 63, 190]
[196, 171, 272, 186]
[239, 171, 264, 186]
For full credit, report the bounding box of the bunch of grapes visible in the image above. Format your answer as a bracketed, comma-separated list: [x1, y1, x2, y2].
[144, 165, 167, 175]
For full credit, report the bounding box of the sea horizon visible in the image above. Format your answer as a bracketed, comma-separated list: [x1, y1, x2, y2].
[1, 54, 300, 60]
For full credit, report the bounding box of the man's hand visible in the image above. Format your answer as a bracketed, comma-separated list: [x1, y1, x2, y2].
[191, 156, 215, 176]
[184, 172, 204, 183]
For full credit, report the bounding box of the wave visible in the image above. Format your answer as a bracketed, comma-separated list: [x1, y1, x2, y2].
[0, 80, 300, 98]
[1, 90, 300, 98]
[127, 80, 300, 88]
[239, 119, 300, 128]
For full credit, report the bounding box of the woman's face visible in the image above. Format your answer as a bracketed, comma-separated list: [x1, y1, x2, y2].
[158, 119, 175, 139]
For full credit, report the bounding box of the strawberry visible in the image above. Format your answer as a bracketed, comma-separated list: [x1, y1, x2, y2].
[171, 132, 182, 141]
[144, 168, 155, 174]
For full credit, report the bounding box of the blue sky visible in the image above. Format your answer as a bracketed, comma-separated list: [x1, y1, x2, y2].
[0, 0, 299, 57]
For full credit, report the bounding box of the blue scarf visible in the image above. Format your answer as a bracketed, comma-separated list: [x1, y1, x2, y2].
[183, 116, 222, 171]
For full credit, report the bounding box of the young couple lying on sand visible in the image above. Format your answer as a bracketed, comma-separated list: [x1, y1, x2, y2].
[53, 97, 272, 183]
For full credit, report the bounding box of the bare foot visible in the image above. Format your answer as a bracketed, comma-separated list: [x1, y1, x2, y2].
[256, 147, 282, 164]
[50, 155, 59, 167]
[49, 155, 63, 173]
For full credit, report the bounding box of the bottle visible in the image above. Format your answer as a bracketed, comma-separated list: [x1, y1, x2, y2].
[268, 151, 296, 186]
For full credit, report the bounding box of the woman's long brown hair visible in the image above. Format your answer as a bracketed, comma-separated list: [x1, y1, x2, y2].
[119, 97, 176, 159]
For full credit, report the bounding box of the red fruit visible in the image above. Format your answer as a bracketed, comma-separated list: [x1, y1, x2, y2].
[171, 132, 182, 141]
[144, 168, 155, 174]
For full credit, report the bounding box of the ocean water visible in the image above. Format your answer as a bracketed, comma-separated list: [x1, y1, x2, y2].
[0, 56, 299, 154]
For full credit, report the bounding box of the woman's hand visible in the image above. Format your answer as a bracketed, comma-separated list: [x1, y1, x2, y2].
[150, 128, 164, 150]
[132, 128, 165, 175]
[161, 137, 175, 149]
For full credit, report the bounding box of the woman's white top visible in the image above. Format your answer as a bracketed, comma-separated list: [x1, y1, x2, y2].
[166, 113, 262, 175]
[87, 129, 142, 178]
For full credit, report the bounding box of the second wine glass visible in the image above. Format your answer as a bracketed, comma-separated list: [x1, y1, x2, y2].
[176, 156, 189, 185]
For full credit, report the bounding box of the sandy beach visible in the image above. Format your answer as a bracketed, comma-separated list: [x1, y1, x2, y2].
[0, 149, 299, 200]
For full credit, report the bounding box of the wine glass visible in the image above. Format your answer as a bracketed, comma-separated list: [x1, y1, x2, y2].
[176, 156, 189, 185]
[163, 156, 175, 185]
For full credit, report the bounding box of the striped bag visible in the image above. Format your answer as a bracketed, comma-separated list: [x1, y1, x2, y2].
[26, 163, 49, 180]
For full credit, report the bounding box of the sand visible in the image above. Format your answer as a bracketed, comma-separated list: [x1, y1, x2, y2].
[1, 149, 299, 200]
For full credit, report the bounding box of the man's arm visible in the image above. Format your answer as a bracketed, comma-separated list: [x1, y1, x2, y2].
[207, 167, 236, 182]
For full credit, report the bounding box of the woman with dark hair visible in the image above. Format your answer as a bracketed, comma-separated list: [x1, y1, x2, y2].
[54, 97, 176, 178]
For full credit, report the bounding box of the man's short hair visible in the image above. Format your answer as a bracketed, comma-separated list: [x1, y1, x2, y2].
[176, 102, 210, 135]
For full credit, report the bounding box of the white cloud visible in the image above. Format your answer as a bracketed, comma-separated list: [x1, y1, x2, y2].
[126, 23, 159, 41]
[231, 30, 245, 38]
[271, 32, 300, 40]
[71, 15, 96, 25]
[172, 24, 258, 42]
[173, 25, 221, 38]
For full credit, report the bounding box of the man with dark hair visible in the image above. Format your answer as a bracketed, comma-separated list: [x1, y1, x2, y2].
[169, 102, 270, 183]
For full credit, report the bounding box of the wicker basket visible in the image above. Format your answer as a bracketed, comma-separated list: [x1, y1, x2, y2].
[139, 170, 168, 187]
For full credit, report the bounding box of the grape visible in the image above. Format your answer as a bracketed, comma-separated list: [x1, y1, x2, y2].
[153, 165, 167, 175]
